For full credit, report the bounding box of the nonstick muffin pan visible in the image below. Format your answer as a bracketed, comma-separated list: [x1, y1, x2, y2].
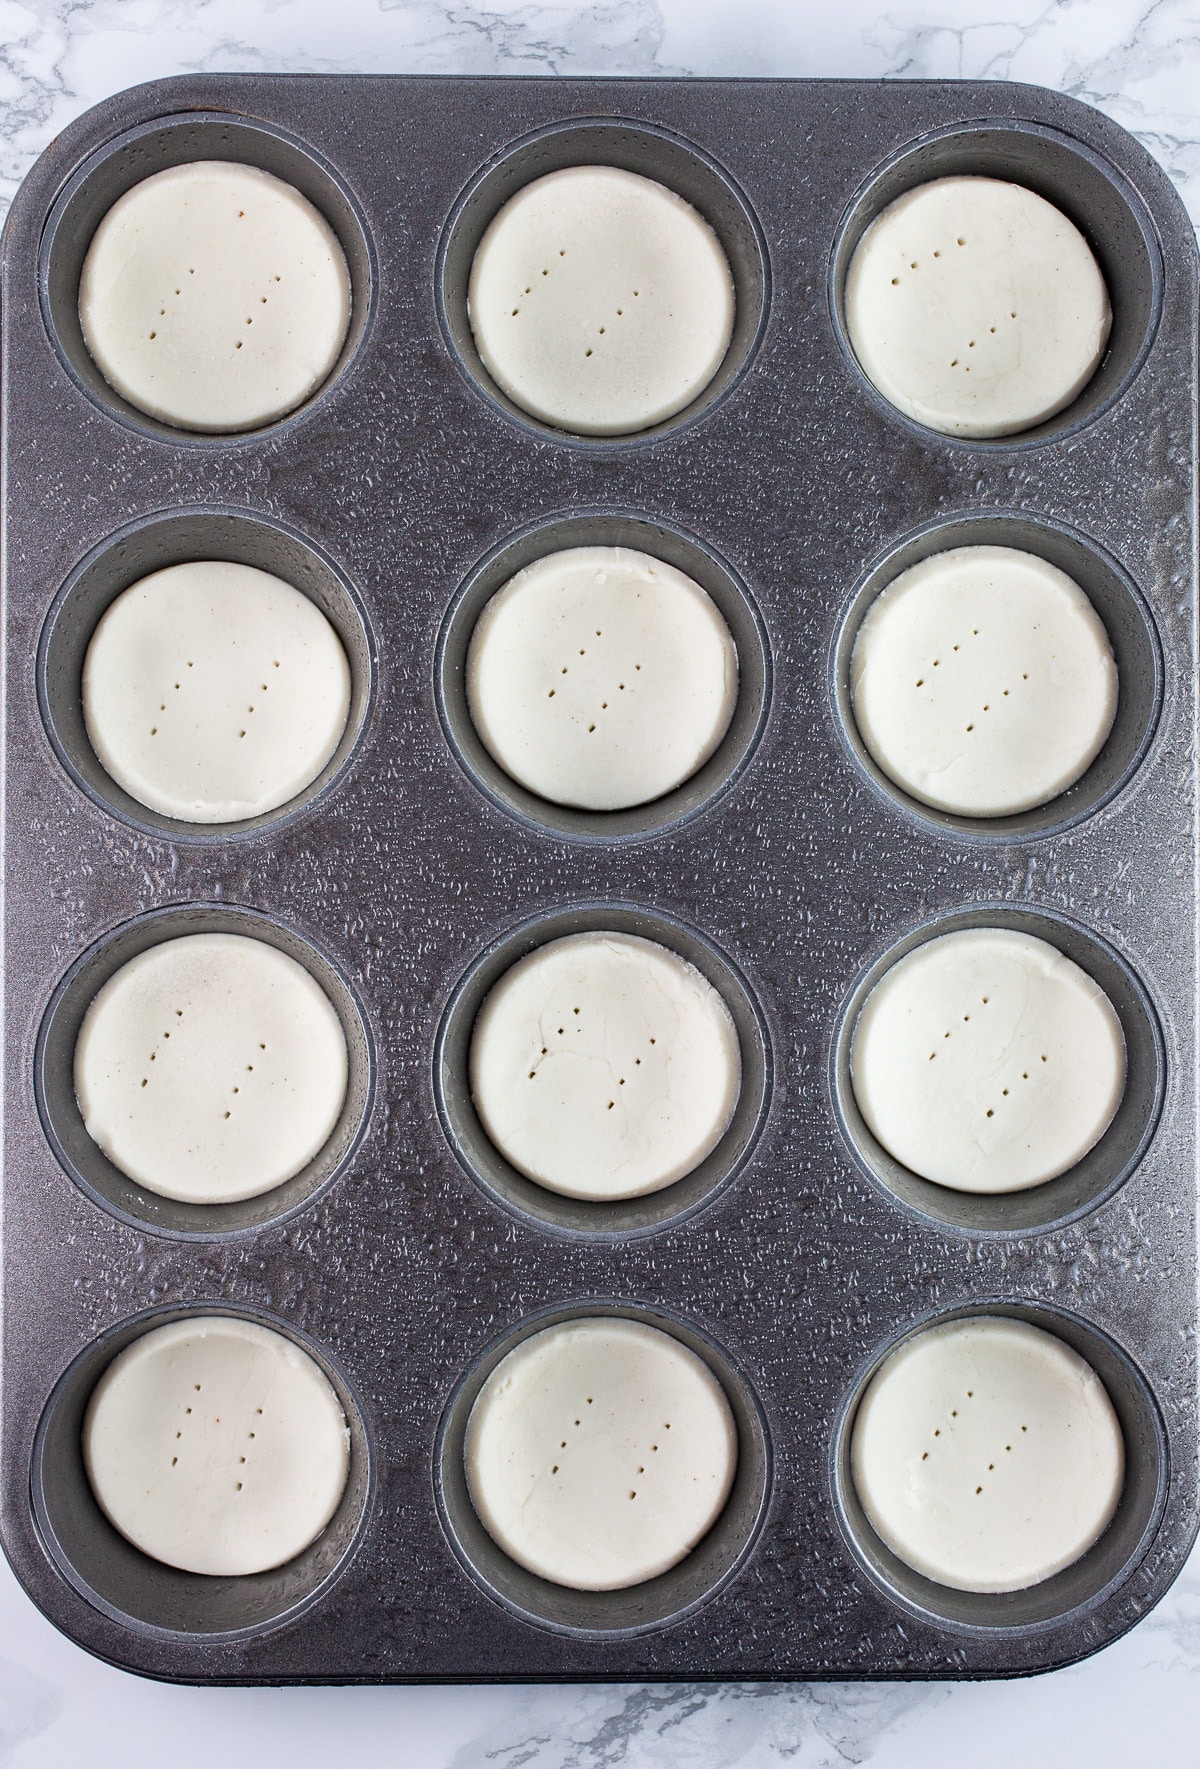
[1, 73, 1196, 1683]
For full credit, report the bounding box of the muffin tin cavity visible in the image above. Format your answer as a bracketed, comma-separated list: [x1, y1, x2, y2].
[437, 117, 769, 445]
[833, 905, 1164, 1237]
[36, 904, 375, 1239]
[38, 507, 376, 841]
[833, 513, 1162, 842]
[40, 112, 374, 442]
[834, 1303, 1167, 1633]
[436, 1303, 770, 1635]
[32, 1307, 371, 1639]
[435, 904, 771, 1237]
[830, 120, 1163, 446]
[438, 512, 770, 841]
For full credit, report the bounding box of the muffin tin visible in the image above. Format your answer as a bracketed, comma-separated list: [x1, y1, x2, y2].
[1, 73, 1195, 1682]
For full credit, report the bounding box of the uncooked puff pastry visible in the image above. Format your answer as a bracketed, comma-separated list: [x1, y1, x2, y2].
[850, 926, 1125, 1193]
[79, 160, 351, 432]
[466, 1316, 737, 1590]
[470, 931, 742, 1201]
[83, 560, 351, 824]
[845, 176, 1111, 438]
[851, 545, 1118, 817]
[468, 165, 734, 434]
[851, 1315, 1124, 1593]
[75, 931, 348, 1205]
[84, 1316, 350, 1576]
[467, 545, 738, 811]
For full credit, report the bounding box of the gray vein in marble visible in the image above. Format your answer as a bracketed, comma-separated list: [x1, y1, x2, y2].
[864, 0, 1200, 222]
[371, 0, 678, 76]
[446, 1679, 949, 1768]
[0, 1656, 62, 1766]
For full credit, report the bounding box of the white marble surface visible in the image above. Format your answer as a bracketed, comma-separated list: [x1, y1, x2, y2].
[1, 0, 1198, 1762]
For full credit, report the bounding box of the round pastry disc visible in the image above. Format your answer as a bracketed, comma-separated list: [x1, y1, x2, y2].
[79, 160, 351, 432]
[467, 545, 738, 812]
[850, 926, 1126, 1193]
[850, 545, 1118, 818]
[75, 931, 349, 1205]
[469, 931, 742, 1201]
[468, 164, 734, 435]
[466, 1316, 738, 1591]
[84, 1316, 350, 1577]
[83, 559, 351, 825]
[845, 176, 1111, 438]
[851, 1315, 1124, 1593]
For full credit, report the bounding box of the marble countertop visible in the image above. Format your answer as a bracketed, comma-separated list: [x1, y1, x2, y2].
[1, 1, 1198, 1763]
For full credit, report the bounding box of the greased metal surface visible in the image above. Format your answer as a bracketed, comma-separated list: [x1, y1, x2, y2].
[1, 73, 1196, 1682]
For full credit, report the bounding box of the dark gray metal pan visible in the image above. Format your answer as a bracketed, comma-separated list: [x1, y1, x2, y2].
[2, 72, 1195, 1683]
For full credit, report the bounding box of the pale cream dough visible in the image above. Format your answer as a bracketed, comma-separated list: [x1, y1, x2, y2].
[845, 176, 1111, 437]
[468, 165, 734, 434]
[851, 1315, 1124, 1593]
[75, 932, 348, 1205]
[465, 1317, 737, 1590]
[83, 560, 351, 824]
[469, 932, 741, 1202]
[850, 545, 1118, 817]
[84, 1316, 350, 1577]
[467, 546, 738, 812]
[850, 927, 1125, 1193]
[79, 160, 351, 432]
